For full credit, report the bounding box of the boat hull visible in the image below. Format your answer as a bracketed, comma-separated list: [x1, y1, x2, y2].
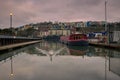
[60, 34, 88, 46]
[67, 40, 88, 46]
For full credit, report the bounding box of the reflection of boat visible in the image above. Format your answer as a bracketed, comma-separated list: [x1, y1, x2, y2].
[67, 46, 88, 56]
[60, 34, 88, 46]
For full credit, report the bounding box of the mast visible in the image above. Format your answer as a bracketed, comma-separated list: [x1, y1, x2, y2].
[105, 0, 109, 44]
[105, 0, 107, 31]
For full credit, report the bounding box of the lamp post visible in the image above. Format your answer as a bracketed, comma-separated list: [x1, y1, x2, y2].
[10, 13, 13, 35]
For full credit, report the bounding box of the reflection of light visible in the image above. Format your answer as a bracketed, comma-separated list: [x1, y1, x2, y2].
[36, 47, 65, 61]
[10, 56, 14, 79]
[49, 50, 54, 55]
[10, 73, 13, 76]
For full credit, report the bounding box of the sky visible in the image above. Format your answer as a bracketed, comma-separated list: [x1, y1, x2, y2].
[0, 0, 120, 28]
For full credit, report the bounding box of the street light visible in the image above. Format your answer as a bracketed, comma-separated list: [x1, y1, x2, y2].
[10, 13, 13, 28]
[10, 12, 13, 35]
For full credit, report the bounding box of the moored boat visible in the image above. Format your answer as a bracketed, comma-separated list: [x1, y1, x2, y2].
[60, 34, 88, 46]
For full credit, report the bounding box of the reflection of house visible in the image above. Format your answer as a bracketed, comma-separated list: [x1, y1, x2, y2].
[39, 41, 64, 50]
[95, 48, 103, 53]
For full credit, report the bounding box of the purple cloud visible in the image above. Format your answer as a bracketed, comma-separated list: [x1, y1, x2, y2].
[0, 0, 120, 28]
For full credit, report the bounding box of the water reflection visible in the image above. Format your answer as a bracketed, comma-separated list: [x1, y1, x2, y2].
[67, 46, 88, 58]
[0, 45, 36, 80]
[109, 50, 120, 76]
[0, 41, 120, 80]
[35, 47, 65, 61]
[9, 56, 14, 80]
[0, 45, 32, 63]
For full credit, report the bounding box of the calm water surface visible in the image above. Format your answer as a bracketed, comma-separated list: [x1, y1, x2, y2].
[0, 41, 120, 80]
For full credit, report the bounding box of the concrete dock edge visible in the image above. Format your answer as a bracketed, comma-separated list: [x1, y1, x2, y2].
[89, 42, 120, 50]
[0, 40, 41, 51]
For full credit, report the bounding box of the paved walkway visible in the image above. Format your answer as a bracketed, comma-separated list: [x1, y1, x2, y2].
[0, 40, 41, 51]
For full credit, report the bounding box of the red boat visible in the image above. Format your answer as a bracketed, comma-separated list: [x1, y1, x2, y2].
[60, 34, 88, 46]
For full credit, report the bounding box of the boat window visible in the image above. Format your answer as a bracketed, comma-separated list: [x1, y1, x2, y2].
[74, 36, 75, 40]
[76, 36, 77, 39]
[77, 36, 79, 39]
[79, 35, 81, 39]
[70, 37, 73, 40]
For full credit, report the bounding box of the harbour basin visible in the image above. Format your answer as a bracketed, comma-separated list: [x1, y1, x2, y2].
[0, 41, 120, 80]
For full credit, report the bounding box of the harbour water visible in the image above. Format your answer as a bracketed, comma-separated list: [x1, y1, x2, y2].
[0, 41, 120, 80]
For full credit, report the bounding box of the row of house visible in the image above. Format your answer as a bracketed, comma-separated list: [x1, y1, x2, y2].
[32, 21, 107, 37]
[17, 21, 120, 43]
[18, 21, 106, 30]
